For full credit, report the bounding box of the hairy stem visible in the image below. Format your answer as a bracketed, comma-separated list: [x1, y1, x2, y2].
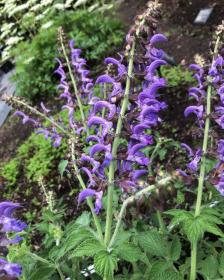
[190, 36, 220, 280]
[104, 40, 136, 245]
[108, 176, 172, 248]
[60, 34, 89, 135]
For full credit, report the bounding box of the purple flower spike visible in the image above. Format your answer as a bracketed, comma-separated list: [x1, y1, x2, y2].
[150, 34, 167, 45]
[184, 105, 203, 119]
[0, 259, 22, 278]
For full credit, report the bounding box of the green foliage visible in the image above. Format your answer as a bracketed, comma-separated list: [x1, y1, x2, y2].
[0, 133, 66, 184]
[160, 65, 195, 87]
[166, 208, 224, 243]
[94, 250, 118, 279]
[0, 0, 113, 60]
[138, 230, 169, 257]
[12, 10, 124, 101]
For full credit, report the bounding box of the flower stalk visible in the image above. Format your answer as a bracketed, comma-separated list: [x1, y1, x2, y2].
[108, 175, 172, 248]
[104, 39, 136, 245]
[59, 30, 89, 135]
[190, 36, 220, 280]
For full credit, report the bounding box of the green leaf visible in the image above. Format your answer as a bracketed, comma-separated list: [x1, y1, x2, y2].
[75, 211, 91, 227]
[219, 252, 224, 276]
[58, 159, 68, 178]
[94, 250, 118, 279]
[138, 230, 169, 257]
[182, 216, 205, 243]
[116, 243, 145, 262]
[170, 236, 181, 261]
[200, 255, 218, 279]
[71, 238, 104, 258]
[30, 263, 55, 280]
[147, 260, 183, 280]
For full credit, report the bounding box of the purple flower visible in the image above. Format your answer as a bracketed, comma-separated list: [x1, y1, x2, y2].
[187, 149, 202, 172]
[181, 143, 194, 157]
[139, 105, 160, 126]
[14, 111, 38, 126]
[215, 174, 224, 196]
[80, 167, 96, 188]
[131, 169, 148, 181]
[0, 259, 22, 278]
[78, 189, 103, 214]
[104, 57, 127, 79]
[138, 81, 166, 103]
[150, 34, 167, 45]
[184, 105, 203, 119]
[93, 101, 116, 120]
[88, 116, 112, 138]
[145, 59, 167, 82]
[40, 102, 51, 114]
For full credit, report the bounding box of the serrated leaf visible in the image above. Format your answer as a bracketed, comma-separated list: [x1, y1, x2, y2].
[71, 238, 104, 258]
[49, 227, 93, 260]
[138, 230, 169, 257]
[116, 243, 144, 262]
[148, 261, 183, 280]
[205, 222, 224, 238]
[75, 211, 91, 227]
[58, 159, 68, 178]
[94, 250, 118, 279]
[170, 236, 181, 261]
[113, 231, 131, 247]
[200, 255, 218, 279]
[30, 263, 55, 280]
[183, 216, 205, 243]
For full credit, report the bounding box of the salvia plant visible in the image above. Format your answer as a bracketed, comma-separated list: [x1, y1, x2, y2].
[2, 1, 224, 279]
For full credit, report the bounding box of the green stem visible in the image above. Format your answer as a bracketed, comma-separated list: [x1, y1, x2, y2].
[71, 143, 104, 242]
[56, 264, 65, 280]
[104, 40, 136, 245]
[190, 36, 220, 280]
[190, 242, 197, 280]
[148, 140, 162, 174]
[60, 34, 89, 135]
[156, 210, 166, 234]
[108, 176, 172, 248]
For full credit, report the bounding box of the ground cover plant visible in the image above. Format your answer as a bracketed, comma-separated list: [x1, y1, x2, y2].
[1, 1, 224, 279]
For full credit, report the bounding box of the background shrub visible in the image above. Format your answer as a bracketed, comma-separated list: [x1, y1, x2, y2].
[12, 10, 124, 101]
